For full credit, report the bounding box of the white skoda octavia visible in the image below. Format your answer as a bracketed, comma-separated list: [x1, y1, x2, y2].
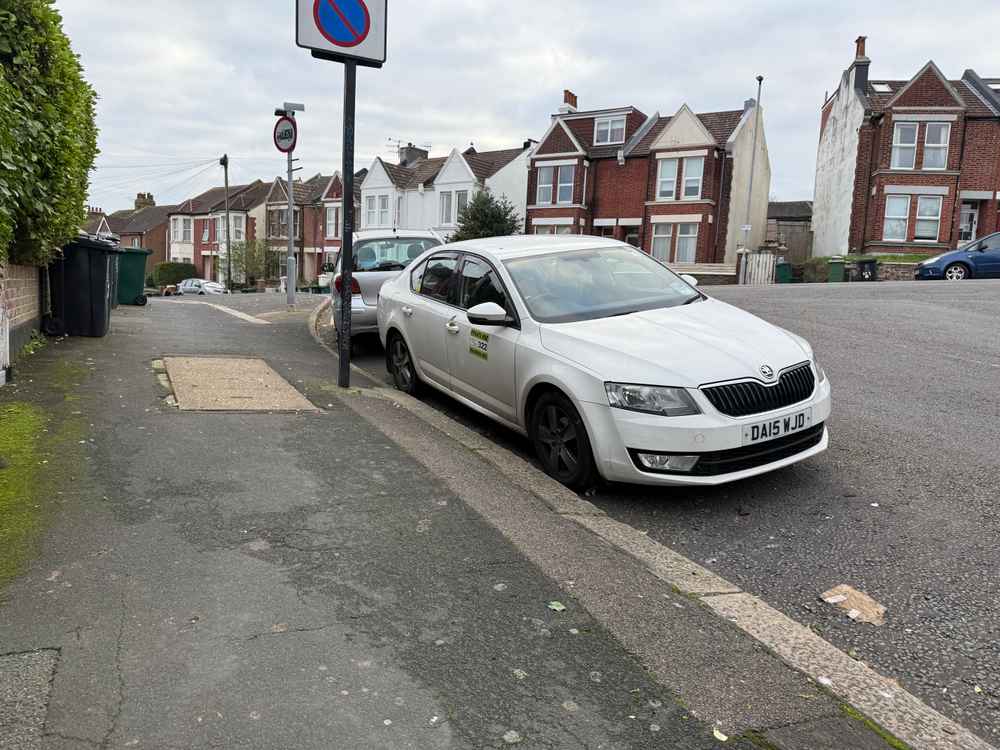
[377, 236, 830, 489]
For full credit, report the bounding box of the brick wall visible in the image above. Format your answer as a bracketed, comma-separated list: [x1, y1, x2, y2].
[0, 263, 41, 359]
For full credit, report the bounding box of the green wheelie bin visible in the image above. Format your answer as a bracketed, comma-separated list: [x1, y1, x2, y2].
[116, 247, 153, 306]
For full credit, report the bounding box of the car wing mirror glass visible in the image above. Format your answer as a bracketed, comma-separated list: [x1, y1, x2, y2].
[467, 302, 510, 326]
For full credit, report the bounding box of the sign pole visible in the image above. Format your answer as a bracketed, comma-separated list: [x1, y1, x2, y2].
[287, 141, 297, 307]
[338, 60, 357, 388]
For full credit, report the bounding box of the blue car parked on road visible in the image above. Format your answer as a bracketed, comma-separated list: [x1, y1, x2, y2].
[915, 232, 1000, 280]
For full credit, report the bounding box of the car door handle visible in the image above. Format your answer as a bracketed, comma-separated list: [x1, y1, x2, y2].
[401, 306, 413, 317]
[445, 320, 460, 334]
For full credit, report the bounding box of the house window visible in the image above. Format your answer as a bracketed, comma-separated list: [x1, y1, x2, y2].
[891, 123, 917, 170]
[534, 225, 573, 235]
[657, 159, 678, 200]
[378, 195, 390, 226]
[683, 157, 704, 199]
[268, 208, 299, 238]
[366, 196, 376, 228]
[456, 190, 469, 221]
[557, 165, 575, 204]
[594, 116, 626, 145]
[396, 196, 403, 227]
[923, 123, 950, 170]
[131, 237, 140, 248]
[201, 221, 210, 242]
[914, 196, 942, 241]
[325, 206, 340, 238]
[882, 195, 910, 241]
[651, 224, 672, 261]
[182, 218, 192, 243]
[536, 166, 554, 204]
[676, 224, 698, 262]
[171, 218, 180, 241]
[215, 217, 223, 243]
[440, 191, 453, 225]
[232, 215, 244, 242]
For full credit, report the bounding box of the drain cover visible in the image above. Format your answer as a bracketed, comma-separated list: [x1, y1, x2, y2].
[163, 357, 317, 412]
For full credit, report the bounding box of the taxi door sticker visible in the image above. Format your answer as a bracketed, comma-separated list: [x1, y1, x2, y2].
[469, 328, 489, 360]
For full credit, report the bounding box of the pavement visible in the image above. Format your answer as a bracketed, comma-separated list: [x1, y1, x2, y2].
[336, 279, 1000, 746]
[0, 287, 986, 749]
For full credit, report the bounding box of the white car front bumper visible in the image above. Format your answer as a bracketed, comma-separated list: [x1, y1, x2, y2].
[580, 378, 832, 486]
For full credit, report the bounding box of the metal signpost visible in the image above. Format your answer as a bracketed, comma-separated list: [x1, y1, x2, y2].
[274, 111, 301, 307]
[296, 0, 387, 388]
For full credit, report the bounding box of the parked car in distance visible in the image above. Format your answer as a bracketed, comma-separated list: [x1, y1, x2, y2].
[329, 229, 442, 336]
[915, 232, 1000, 280]
[378, 236, 831, 489]
[177, 278, 225, 295]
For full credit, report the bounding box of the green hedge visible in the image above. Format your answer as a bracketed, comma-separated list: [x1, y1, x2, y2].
[153, 262, 197, 286]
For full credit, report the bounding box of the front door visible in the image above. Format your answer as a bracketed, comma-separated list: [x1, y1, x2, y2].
[408, 253, 459, 390]
[959, 203, 979, 244]
[446, 255, 520, 422]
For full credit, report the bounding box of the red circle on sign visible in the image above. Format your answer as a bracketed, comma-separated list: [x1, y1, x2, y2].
[274, 116, 297, 154]
[313, 0, 371, 48]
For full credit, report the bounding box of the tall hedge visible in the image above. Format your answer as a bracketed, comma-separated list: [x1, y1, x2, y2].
[0, 1, 98, 266]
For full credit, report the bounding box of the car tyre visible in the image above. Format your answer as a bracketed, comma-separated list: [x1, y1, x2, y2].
[944, 263, 969, 281]
[387, 333, 420, 396]
[530, 391, 596, 490]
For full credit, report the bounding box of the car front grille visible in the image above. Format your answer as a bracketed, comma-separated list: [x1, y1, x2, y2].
[702, 363, 815, 417]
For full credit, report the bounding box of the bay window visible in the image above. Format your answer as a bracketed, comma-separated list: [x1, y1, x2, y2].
[440, 191, 453, 225]
[536, 166, 554, 204]
[232, 215, 244, 242]
[914, 196, 942, 241]
[651, 224, 672, 261]
[557, 165, 575, 204]
[683, 157, 704, 199]
[676, 224, 698, 262]
[378, 195, 390, 226]
[657, 159, 678, 200]
[882, 195, 910, 241]
[891, 123, 917, 170]
[923, 123, 949, 170]
[365, 196, 376, 228]
[182, 218, 192, 243]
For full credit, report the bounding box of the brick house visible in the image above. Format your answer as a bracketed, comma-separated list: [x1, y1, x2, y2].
[812, 37, 1000, 256]
[525, 91, 770, 272]
[108, 194, 178, 277]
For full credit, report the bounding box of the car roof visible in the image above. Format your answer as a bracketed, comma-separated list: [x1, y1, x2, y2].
[353, 229, 440, 241]
[440, 234, 627, 262]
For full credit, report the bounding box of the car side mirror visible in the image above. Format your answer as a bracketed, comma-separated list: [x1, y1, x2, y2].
[681, 274, 699, 287]
[467, 302, 510, 326]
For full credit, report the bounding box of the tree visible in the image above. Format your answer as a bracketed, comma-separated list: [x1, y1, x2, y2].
[228, 239, 267, 285]
[449, 190, 521, 242]
[0, 1, 98, 266]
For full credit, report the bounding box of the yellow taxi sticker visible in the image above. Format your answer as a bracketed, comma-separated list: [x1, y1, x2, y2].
[469, 328, 489, 360]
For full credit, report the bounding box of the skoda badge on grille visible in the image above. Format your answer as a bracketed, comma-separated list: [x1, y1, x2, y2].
[759, 364, 775, 380]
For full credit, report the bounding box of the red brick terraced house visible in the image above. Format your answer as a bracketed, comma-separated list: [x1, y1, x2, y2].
[108, 194, 179, 277]
[525, 91, 771, 277]
[812, 37, 1000, 256]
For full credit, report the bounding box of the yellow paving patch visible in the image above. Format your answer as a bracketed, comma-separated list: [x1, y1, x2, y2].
[163, 357, 317, 412]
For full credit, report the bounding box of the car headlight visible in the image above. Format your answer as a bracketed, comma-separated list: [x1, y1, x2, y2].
[605, 383, 701, 417]
[813, 358, 826, 383]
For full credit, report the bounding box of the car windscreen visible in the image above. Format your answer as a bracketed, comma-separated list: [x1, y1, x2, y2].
[337, 238, 441, 273]
[504, 246, 700, 324]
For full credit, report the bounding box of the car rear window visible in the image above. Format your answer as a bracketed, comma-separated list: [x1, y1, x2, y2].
[344, 238, 440, 272]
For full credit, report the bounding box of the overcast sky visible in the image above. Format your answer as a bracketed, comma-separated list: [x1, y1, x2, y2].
[61, 1, 1000, 214]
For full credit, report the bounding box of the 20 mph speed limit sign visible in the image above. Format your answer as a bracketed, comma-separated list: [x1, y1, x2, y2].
[274, 116, 297, 153]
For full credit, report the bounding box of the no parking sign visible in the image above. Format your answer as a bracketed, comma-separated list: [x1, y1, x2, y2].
[296, 0, 387, 68]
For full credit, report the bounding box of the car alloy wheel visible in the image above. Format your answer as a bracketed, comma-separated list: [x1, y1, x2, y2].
[389, 335, 419, 395]
[531, 392, 595, 489]
[944, 263, 968, 281]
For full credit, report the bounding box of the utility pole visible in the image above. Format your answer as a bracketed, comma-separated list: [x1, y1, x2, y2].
[743, 75, 764, 252]
[220, 154, 232, 291]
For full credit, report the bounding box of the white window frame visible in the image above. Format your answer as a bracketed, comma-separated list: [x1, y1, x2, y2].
[440, 191, 453, 225]
[657, 159, 678, 201]
[536, 166, 554, 204]
[922, 123, 950, 171]
[378, 195, 390, 227]
[682, 157, 704, 200]
[882, 195, 911, 241]
[556, 165, 575, 205]
[676, 223, 698, 263]
[131, 237, 140, 248]
[214, 216, 223, 243]
[456, 190, 469, 221]
[651, 224, 672, 261]
[396, 196, 403, 227]
[171, 218, 179, 242]
[232, 214, 244, 242]
[365, 196, 376, 228]
[325, 206, 340, 239]
[594, 115, 626, 145]
[891, 123, 917, 170]
[201, 221, 210, 242]
[182, 217, 192, 243]
[914, 195, 942, 242]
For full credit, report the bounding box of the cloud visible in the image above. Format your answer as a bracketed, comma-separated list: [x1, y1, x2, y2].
[60, 0, 1000, 212]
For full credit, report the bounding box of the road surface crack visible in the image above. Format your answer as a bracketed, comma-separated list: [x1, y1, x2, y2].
[100, 588, 128, 749]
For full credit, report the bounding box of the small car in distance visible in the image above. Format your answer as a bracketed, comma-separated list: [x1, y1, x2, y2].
[177, 279, 225, 295]
[914, 232, 1000, 280]
[378, 236, 831, 489]
[329, 230, 442, 336]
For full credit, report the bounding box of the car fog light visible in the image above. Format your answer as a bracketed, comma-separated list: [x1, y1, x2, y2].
[636, 453, 699, 472]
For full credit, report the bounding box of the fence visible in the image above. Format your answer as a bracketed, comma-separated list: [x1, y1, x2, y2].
[738, 251, 776, 285]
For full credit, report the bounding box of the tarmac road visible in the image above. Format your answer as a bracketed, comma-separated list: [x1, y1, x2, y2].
[340, 279, 1000, 743]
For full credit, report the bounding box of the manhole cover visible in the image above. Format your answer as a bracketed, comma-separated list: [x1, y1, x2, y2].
[163, 357, 317, 412]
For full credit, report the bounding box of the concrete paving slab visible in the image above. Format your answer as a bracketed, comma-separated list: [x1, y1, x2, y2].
[164, 356, 318, 412]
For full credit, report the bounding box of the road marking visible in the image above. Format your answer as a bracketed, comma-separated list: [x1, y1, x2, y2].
[170, 300, 271, 325]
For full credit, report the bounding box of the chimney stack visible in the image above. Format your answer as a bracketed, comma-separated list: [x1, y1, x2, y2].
[559, 89, 578, 114]
[855, 35, 867, 59]
[398, 142, 429, 167]
[134, 192, 155, 210]
[852, 35, 870, 93]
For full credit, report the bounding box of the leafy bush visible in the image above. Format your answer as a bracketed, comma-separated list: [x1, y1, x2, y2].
[0, 2, 99, 266]
[802, 257, 830, 283]
[144, 274, 154, 287]
[450, 190, 521, 242]
[153, 262, 197, 286]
